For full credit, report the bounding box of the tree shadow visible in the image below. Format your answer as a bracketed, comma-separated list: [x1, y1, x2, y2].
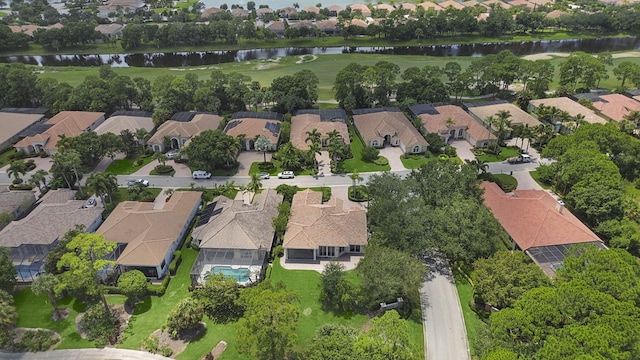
[133, 297, 152, 315]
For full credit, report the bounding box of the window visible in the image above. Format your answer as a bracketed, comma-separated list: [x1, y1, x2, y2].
[241, 251, 252, 259]
[350, 245, 361, 253]
[413, 146, 421, 153]
[458, 129, 464, 137]
[319, 246, 335, 257]
[372, 140, 379, 147]
[160, 259, 166, 269]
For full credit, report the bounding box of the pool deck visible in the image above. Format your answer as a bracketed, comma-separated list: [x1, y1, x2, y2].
[279, 254, 363, 273]
[198, 264, 262, 285]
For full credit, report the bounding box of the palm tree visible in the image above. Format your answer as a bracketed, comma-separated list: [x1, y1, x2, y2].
[307, 141, 322, 171]
[624, 110, 640, 128]
[247, 173, 262, 193]
[495, 110, 513, 144]
[305, 128, 322, 146]
[226, 135, 244, 167]
[86, 172, 118, 205]
[7, 160, 27, 185]
[254, 135, 273, 164]
[326, 130, 344, 163]
[349, 170, 363, 198]
[154, 151, 168, 166]
[135, 128, 150, 149]
[29, 169, 48, 193]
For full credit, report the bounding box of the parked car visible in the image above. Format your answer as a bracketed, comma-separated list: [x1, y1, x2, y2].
[192, 170, 212, 179]
[278, 171, 295, 179]
[258, 172, 270, 180]
[83, 198, 96, 208]
[166, 150, 180, 160]
[127, 179, 150, 187]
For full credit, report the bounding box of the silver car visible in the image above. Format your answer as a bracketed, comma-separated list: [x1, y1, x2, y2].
[259, 172, 270, 179]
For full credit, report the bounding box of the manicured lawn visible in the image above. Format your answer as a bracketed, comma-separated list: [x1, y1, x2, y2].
[476, 147, 521, 163]
[269, 259, 424, 356]
[453, 269, 487, 357]
[340, 134, 391, 173]
[248, 161, 315, 176]
[491, 173, 519, 192]
[14, 290, 94, 349]
[0, 148, 17, 168]
[529, 170, 552, 190]
[400, 153, 463, 169]
[105, 156, 154, 175]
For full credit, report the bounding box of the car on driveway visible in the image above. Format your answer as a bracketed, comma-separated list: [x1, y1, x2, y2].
[258, 172, 270, 179]
[166, 150, 180, 160]
[278, 171, 295, 179]
[127, 179, 150, 187]
[83, 198, 97, 208]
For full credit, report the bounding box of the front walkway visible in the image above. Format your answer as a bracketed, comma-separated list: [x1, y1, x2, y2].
[378, 147, 406, 171]
[279, 253, 363, 273]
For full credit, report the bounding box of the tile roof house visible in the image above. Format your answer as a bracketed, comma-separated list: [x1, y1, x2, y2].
[224, 112, 283, 151]
[255, 7, 275, 17]
[302, 5, 320, 13]
[373, 3, 395, 12]
[412, 104, 497, 147]
[201, 6, 222, 17]
[326, 4, 344, 15]
[483, 0, 512, 9]
[481, 182, 606, 276]
[508, 0, 536, 9]
[283, 189, 367, 262]
[466, 102, 542, 130]
[0, 190, 36, 220]
[266, 21, 286, 37]
[350, 3, 372, 16]
[231, 8, 250, 18]
[95, 23, 124, 38]
[401, 2, 417, 11]
[190, 189, 282, 286]
[438, 0, 465, 10]
[546, 9, 568, 18]
[98, 191, 201, 279]
[529, 97, 607, 124]
[93, 111, 154, 137]
[147, 113, 222, 152]
[0, 189, 103, 282]
[14, 111, 105, 155]
[316, 19, 339, 35]
[0, 109, 46, 150]
[353, 107, 428, 154]
[290, 110, 349, 150]
[589, 94, 640, 122]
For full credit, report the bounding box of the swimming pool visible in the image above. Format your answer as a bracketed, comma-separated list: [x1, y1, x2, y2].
[205, 265, 251, 283]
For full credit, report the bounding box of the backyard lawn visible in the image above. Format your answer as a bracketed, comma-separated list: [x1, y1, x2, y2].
[476, 147, 521, 163]
[340, 134, 391, 173]
[453, 270, 487, 357]
[105, 155, 154, 175]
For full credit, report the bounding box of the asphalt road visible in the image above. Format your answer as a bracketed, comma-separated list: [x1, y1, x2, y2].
[0, 348, 172, 360]
[421, 252, 471, 360]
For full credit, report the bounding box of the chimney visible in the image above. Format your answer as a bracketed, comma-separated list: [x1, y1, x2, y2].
[556, 200, 565, 214]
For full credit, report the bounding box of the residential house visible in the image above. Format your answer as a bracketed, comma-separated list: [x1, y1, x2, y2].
[401, 2, 417, 12]
[508, 0, 536, 9]
[529, 97, 607, 125]
[14, 111, 105, 155]
[146, 113, 222, 152]
[93, 111, 154, 139]
[302, 5, 320, 13]
[466, 101, 542, 133]
[98, 191, 201, 279]
[353, 107, 428, 154]
[231, 8, 250, 18]
[575, 93, 640, 122]
[546, 9, 568, 19]
[201, 7, 222, 18]
[0, 189, 103, 282]
[419, 1, 443, 11]
[95, 24, 124, 38]
[483, 0, 512, 9]
[373, 3, 395, 13]
[412, 104, 497, 147]
[265, 21, 286, 37]
[316, 19, 339, 35]
[481, 182, 606, 276]
[9, 23, 63, 37]
[98, 0, 144, 18]
[255, 7, 275, 18]
[344, 18, 369, 29]
[190, 189, 282, 286]
[291, 109, 350, 150]
[326, 4, 344, 16]
[278, 6, 298, 18]
[224, 112, 283, 151]
[0, 108, 47, 150]
[437, 0, 465, 10]
[283, 189, 367, 263]
[0, 190, 36, 221]
[350, 3, 372, 16]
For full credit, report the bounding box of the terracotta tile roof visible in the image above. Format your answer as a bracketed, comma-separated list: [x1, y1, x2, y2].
[373, 3, 395, 11]
[327, 5, 344, 11]
[14, 111, 104, 152]
[350, 3, 372, 15]
[546, 9, 568, 18]
[290, 113, 350, 150]
[284, 189, 367, 250]
[302, 5, 320, 13]
[353, 109, 428, 149]
[266, 21, 286, 31]
[483, 0, 512, 8]
[462, 0, 485, 7]
[95, 24, 123, 36]
[94, 115, 154, 136]
[201, 7, 222, 17]
[591, 94, 640, 122]
[528, 0, 552, 5]
[231, 8, 249, 17]
[468, 103, 542, 128]
[97, 191, 201, 267]
[529, 97, 607, 124]
[481, 182, 602, 251]
[438, 0, 465, 10]
[0, 189, 102, 247]
[193, 189, 282, 251]
[316, 19, 338, 30]
[224, 117, 281, 144]
[0, 112, 45, 147]
[346, 18, 369, 28]
[291, 20, 314, 29]
[420, 105, 497, 142]
[401, 2, 417, 11]
[508, 0, 535, 9]
[147, 114, 221, 146]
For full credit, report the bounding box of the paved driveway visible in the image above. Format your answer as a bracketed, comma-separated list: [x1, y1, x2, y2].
[378, 147, 406, 171]
[131, 159, 192, 177]
[317, 151, 331, 175]
[421, 252, 470, 360]
[237, 151, 271, 176]
[450, 140, 475, 162]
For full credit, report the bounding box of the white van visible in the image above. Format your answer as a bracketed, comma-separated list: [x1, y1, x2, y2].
[192, 170, 211, 179]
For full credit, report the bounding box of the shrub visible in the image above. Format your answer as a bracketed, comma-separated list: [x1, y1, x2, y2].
[143, 335, 173, 357]
[437, 154, 449, 161]
[320, 187, 331, 202]
[348, 185, 368, 202]
[166, 298, 204, 339]
[38, 151, 48, 158]
[444, 146, 457, 157]
[169, 250, 182, 276]
[258, 162, 275, 170]
[272, 245, 284, 259]
[135, 159, 144, 166]
[154, 164, 174, 174]
[25, 160, 36, 171]
[147, 275, 172, 296]
[82, 305, 120, 346]
[13, 329, 58, 352]
[361, 146, 379, 162]
[9, 150, 26, 160]
[373, 157, 388, 166]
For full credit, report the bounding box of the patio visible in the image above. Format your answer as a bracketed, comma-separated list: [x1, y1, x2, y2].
[279, 253, 363, 273]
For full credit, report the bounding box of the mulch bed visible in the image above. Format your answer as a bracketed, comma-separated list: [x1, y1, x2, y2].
[149, 322, 207, 357]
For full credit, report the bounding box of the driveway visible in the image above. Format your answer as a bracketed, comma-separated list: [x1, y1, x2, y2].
[0, 155, 53, 174]
[0, 348, 172, 360]
[421, 252, 470, 360]
[317, 151, 331, 175]
[450, 140, 475, 162]
[378, 147, 406, 171]
[331, 185, 367, 210]
[237, 151, 271, 176]
[131, 159, 192, 178]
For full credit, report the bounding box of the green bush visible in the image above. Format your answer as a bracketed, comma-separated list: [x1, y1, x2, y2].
[143, 335, 173, 357]
[135, 158, 144, 166]
[258, 162, 275, 170]
[321, 187, 331, 202]
[82, 305, 120, 346]
[148, 275, 172, 296]
[272, 245, 284, 259]
[154, 164, 174, 174]
[12, 329, 58, 352]
[25, 159, 36, 171]
[438, 154, 449, 161]
[444, 146, 457, 157]
[361, 146, 379, 162]
[471, 148, 485, 156]
[169, 250, 182, 276]
[348, 185, 368, 202]
[373, 157, 388, 166]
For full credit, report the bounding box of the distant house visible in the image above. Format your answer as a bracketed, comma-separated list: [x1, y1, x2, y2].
[437, 0, 465, 10]
[350, 3, 372, 16]
[190, 189, 282, 286]
[265, 21, 286, 37]
[412, 104, 497, 147]
[546, 9, 568, 19]
[508, 0, 536, 9]
[97, 0, 144, 18]
[529, 97, 607, 125]
[231, 8, 250, 18]
[146, 113, 222, 152]
[400, 2, 417, 12]
[14, 111, 105, 155]
[316, 19, 339, 35]
[95, 24, 124, 38]
[483, 0, 512, 9]
[574, 93, 640, 122]
[278, 6, 298, 18]
[373, 3, 395, 12]
[0, 190, 36, 220]
[98, 191, 201, 279]
[255, 7, 275, 18]
[283, 189, 367, 262]
[93, 111, 154, 139]
[201, 6, 222, 18]
[418, 1, 443, 11]
[326, 4, 344, 16]
[290, 109, 349, 150]
[0, 189, 103, 282]
[224, 112, 283, 151]
[465, 101, 542, 132]
[352, 107, 428, 154]
[301, 5, 320, 13]
[481, 182, 606, 276]
[0, 108, 47, 150]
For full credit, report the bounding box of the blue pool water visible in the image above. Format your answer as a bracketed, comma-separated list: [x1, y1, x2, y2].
[206, 266, 251, 282]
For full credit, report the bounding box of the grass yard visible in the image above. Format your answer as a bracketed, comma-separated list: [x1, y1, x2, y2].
[105, 155, 154, 175]
[400, 153, 463, 169]
[453, 269, 487, 357]
[269, 259, 424, 356]
[13, 290, 94, 349]
[340, 134, 391, 173]
[248, 161, 314, 176]
[529, 170, 552, 190]
[491, 173, 519, 192]
[476, 147, 521, 163]
[0, 148, 18, 168]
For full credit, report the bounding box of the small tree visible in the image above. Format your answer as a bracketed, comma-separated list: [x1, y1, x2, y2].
[82, 304, 119, 346]
[7, 160, 27, 185]
[0, 289, 17, 347]
[319, 261, 355, 312]
[349, 170, 363, 198]
[117, 270, 148, 306]
[247, 173, 262, 194]
[191, 273, 242, 323]
[0, 247, 17, 293]
[166, 298, 204, 338]
[361, 146, 379, 162]
[31, 273, 61, 316]
[254, 135, 273, 163]
[154, 151, 168, 166]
